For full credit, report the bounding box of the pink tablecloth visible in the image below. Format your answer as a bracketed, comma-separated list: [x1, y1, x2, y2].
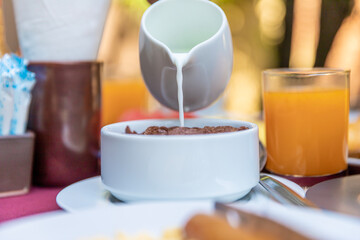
[0, 187, 63, 223]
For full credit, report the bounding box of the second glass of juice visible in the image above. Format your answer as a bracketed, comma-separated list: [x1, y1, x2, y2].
[263, 68, 349, 176]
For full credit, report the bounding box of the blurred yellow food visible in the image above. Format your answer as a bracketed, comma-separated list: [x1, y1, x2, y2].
[115, 232, 155, 240]
[161, 228, 184, 240]
[80, 228, 183, 240]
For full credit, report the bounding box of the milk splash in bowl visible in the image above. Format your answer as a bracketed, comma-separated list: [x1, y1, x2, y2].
[139, 0, 233, 126]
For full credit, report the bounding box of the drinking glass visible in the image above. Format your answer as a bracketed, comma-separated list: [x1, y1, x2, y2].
[263, 68, 349, 176]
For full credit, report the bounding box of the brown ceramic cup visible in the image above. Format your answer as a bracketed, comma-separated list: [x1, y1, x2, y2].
[27, 62, 102, 186]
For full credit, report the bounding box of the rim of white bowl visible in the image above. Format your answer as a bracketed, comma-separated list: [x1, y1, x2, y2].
[101, 119, 258, 140]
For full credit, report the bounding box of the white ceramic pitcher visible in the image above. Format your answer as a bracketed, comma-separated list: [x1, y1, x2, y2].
[139, 0, 233, 112]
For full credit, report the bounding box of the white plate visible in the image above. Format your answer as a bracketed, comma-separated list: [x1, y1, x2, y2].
[0, 201, 213, 240]
[1, 200, 360, 240]
[306, 174, 360, 217]
[56, 175, 305, 212]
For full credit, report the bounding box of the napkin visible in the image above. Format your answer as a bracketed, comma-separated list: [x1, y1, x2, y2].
[12, 0, 111, 61]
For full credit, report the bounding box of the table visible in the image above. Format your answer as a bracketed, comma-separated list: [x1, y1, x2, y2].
[1, 164, 359, 225]
[0, 187, 63, 223]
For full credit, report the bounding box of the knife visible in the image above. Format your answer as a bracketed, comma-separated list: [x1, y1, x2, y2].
[215, 202, 312, 240]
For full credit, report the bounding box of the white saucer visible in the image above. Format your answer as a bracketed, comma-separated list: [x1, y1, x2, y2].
[56, 175, 304, 212]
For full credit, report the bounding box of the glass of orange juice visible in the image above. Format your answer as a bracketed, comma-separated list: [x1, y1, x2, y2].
[262, 68, 349, 176]
[102, 78, 149, 126]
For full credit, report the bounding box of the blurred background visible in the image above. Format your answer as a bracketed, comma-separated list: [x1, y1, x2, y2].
[1, 0, 360, 141]
[96, 0, 359, 124]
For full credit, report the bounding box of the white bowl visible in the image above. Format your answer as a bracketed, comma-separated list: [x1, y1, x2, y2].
[101, 119, 259, 202]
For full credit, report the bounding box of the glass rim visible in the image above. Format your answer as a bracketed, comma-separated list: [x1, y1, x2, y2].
[263, 68, 350, 77]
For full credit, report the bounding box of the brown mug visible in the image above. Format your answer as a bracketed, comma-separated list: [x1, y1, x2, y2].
[27, 62, 102, 186]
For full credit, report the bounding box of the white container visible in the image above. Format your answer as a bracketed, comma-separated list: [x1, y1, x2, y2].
[101, 119, 259, 202]
[12, 0, 110, 61]
[139, 0, 233, 111]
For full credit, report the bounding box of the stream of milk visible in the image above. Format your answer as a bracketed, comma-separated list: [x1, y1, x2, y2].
[173, 53, 188, 127]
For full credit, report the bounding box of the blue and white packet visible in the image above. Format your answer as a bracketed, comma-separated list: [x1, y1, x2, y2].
[0, 54, 35, 136]
[0, 63, 14, 136]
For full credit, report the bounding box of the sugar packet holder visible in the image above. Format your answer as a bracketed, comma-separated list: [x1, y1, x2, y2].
[0, 54, 35, 136]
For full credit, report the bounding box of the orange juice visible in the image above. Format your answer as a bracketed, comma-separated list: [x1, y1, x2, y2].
[264, 88, 349, 176]
[102, 79, 149, 126]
